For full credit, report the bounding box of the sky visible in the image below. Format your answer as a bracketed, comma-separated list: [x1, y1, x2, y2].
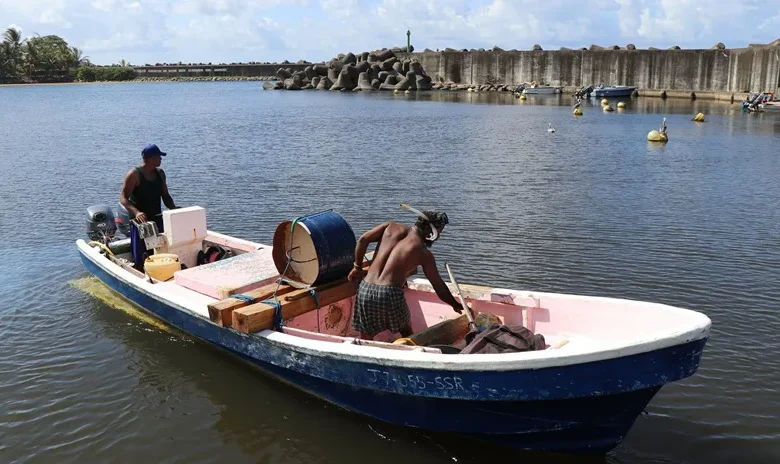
[1, 0, 779, 65]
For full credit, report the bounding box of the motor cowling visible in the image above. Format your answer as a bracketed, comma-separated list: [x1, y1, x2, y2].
[114, 203, 131, 237]
[86, 204, 118, 241]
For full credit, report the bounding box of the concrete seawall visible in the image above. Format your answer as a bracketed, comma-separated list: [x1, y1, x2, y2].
[397, 45, 780, 96]
[134, 63, 313, 79]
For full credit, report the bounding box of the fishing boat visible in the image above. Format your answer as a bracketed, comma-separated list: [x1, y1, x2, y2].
[521, 83, 562, 95]
[759, 100, 780, 111]
[592, 85, 636, 98]
[76, 205, 711, 455]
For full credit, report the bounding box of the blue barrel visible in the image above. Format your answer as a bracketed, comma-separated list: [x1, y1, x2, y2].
[272, 211, 357, 287]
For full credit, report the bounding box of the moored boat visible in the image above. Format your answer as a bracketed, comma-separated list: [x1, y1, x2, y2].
[592, 85, 636, 98]
[522, 83, 562, 95]
[76, 205, 711, 455]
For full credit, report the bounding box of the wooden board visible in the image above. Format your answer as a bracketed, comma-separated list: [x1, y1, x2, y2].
[207, 282, 297, 327]
[232, 277, 360, 333]
[232, 263, 420, 334]
[408, 314, 469, 346]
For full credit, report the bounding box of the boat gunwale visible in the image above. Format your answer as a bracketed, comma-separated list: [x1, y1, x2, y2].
[76, 238, 712, 373]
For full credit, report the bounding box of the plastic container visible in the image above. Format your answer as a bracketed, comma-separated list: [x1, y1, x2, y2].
[272, 211, 356, 287]
[144, 253, 182, 281]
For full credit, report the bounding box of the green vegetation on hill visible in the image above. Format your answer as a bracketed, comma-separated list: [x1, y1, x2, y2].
[0, 27, 136, 83]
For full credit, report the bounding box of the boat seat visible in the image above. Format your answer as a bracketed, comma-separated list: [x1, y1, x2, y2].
[408, 314, 469, 346]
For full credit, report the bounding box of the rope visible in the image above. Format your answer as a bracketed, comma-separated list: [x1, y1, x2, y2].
[309, 288, 321, 333]
[261, 299, 284, 331]
[267, 214, 327, 332]
[88, 241, 114, 257]
[231, 294, 255, 304]
[267, 216, 302, 331]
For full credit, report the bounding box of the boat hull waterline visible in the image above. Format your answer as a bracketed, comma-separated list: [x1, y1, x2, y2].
[77, 240, 709, 454]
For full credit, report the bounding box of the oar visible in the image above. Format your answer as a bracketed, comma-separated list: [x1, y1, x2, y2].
[445, 262, 480, 344]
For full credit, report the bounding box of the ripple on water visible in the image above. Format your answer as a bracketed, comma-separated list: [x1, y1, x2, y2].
[0, 85, 779, 463]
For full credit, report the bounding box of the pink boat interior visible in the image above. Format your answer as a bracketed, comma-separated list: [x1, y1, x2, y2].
[94, 207, 708, 355]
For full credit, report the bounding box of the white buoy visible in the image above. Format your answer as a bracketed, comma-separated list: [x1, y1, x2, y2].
[601, 98, 609, 106]
[617, 101, 626, 109]
[548, 123, 555, 133]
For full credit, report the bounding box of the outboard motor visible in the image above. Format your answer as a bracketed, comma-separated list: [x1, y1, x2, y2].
[115, 203, 132, 237]
[86, 204, 118, 241]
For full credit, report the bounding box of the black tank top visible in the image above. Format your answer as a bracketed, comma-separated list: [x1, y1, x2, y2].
[129, 167, 163, 219]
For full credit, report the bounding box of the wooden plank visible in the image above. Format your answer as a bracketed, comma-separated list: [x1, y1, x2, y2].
[233, 277, 360, 333]
[207, 283, 295, 327]
[207, 258, 378, 326]
[408, 314, 469, 346]
[231, 259, 419, 334]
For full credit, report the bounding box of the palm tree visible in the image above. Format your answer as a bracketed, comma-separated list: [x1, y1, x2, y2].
[0, 42, 11, 82]
[69, 46, 89, 68]
[3, 27, 23, 76]
[119, 58, 128, 67]
[22, 40, 39, 79]
[3, 27, 22, 48]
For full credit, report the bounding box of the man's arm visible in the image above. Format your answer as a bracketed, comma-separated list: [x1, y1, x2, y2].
[420, 250, 462, 312]
[119, 170, 145, 222]
[348, 222, 389, 282]
[353, 222, 390, 268]
[159, 169, 177, 210]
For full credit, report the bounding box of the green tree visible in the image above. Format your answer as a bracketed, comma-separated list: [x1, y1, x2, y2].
[24, 34, 72, 79]
[1, 27, 23, 79]
[69, 46, 90, 68]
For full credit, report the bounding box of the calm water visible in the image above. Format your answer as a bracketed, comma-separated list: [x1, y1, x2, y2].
[1, 83, 779, 464]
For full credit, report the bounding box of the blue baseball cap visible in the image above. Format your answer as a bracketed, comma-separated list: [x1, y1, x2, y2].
[141, 143, 167, 157]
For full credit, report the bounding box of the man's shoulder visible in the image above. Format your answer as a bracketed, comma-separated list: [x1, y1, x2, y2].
[385, 221, 410, 230]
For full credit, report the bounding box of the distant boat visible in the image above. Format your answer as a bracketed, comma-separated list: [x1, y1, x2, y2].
[522, 84, 562, 95]
[592, 85, 636, 98]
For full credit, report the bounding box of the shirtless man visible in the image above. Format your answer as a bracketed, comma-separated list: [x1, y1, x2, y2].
[348, 208, 462, 340]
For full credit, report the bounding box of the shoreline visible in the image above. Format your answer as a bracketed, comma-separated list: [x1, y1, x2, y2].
[0, 76, 276, 87]
[0, 78, 752, 101]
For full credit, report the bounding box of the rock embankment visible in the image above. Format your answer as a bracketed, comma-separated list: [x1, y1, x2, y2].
[270, 48, 433, 91]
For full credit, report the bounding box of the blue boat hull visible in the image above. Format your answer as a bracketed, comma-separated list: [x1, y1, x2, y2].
[78, 249, 706, 454]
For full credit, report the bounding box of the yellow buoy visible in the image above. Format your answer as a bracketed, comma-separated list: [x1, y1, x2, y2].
[404, 89, 410, 95]
[573, 108, 583, 116]
[693, 112, 705, 122]
[647, 130, 669, 142]
[601, 98, 609, 106]
[603, 105, 614, 112]
[617, 101, 626, 109]
[519, 94, 527, 101]
[393, 89, 399, 94]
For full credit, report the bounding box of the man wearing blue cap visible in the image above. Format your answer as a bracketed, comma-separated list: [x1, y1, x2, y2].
[120, 143, 178, 269]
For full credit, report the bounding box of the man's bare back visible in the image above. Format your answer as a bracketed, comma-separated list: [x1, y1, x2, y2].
[349, 220, 462, 314]
[363, 222, 423, 286]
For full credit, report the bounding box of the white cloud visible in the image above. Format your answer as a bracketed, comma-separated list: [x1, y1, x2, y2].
[0, 0, 778, 64]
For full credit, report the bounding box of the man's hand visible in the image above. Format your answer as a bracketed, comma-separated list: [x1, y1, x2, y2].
[451, 300, 464, 314]
[135, 212, 148, 224]
[348, 266, 366, 283]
